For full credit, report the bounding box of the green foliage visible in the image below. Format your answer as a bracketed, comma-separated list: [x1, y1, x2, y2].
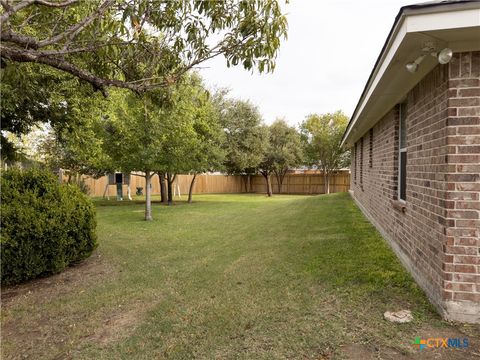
[301, 111, 350, 172]
[102, 74, 224, 175]
[40, 118, 114, 179]
[1, 0, 288, 162]
[101, 74, 224, 218]
[219, 98, 269, 175]
[270, 119, 303, 169]
[157, 75, 225, 175]
[0, 64, 73, 137]
[267, 119, 304, 191]
[0, 168, 97, 285]
[102, 89, 163, 174]
[0, 63, 111, 172]
[1, 1, 288, 93]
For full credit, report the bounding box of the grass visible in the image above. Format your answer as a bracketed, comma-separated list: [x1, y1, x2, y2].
[2, 193, 478, 359]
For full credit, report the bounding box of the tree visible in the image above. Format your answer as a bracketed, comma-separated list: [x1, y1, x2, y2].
[38, 96, 113, 180]
[102, 89, 166, 220]
[220, 99, 269, 192]
[181, 89, 225, 204]
[102, 74, 219, 218]
[0, 64, 101, 163]
[257, 125, 275, 197]
[301, 111, 350, 194]
[149, 74, 223, 205]
[1, 0, 288, 95]
[269, 119, 303, 193]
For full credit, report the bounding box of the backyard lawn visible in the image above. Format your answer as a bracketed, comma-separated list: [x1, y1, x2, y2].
[2, 193, 479, 359]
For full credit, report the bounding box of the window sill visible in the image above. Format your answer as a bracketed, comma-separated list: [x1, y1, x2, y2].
[391, 200, 406, 213]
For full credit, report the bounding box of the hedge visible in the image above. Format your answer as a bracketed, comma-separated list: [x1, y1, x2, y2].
[1, 168, 98, 285]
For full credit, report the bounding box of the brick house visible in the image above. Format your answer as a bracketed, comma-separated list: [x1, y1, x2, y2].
[341, 1, 480, 323]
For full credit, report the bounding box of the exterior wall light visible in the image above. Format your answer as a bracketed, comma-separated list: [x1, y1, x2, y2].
[405, 54, 426, 73]
[406, 47, 453, 73]
[438, 48, 453, 64]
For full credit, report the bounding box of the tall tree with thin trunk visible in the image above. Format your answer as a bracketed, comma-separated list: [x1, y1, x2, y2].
[157, 172, 167, 204]
[182, 86, 225, 203]
[257, 125, 276, 197]
[300, 111, 350, 194]
[219, 99, 268, 190]
[102, 89, 166, 220]
[151, 74, 223, 204]
[269, 119, 304, 193]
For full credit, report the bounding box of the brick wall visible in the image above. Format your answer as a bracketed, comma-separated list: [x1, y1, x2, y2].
[350, 51, 480, 323]
[443, 51, 480, 321]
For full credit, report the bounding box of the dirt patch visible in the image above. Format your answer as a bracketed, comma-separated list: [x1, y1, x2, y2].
[1, 252, 115, 308]
[0, 253, 147, 358]
[86, 303, 149, 345]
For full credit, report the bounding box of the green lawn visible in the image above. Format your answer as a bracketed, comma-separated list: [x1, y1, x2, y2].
[2, 193, 478, 359]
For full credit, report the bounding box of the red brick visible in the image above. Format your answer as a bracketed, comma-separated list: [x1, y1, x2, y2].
[453, 255, 479, 265]
[454, 264, 476, 273]
[458, 107, 480, 117]
[449, 78, 480, 88]
[457, 146, 480, 154]
[453, 292, 480, 302]
[458, 88, 480, 97]
[449, 97, 480, 107]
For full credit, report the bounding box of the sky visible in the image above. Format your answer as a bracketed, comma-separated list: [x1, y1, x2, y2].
[200, 0, 419, 126]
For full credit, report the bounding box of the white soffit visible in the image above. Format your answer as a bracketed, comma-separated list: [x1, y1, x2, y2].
[342, 4, 480, 148]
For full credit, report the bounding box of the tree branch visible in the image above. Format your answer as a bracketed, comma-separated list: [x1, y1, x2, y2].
[37, 0, 114, 48]
[1, 1, 35, 24]
[0, 44, 166, 96]
[0, 0, 78, 25]
[34, 0, 78, 7]
[1, 29, 40, 49]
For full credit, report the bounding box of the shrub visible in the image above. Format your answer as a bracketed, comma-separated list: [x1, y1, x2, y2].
[1, 168, 97, 285]
[72, 177, 91, 195]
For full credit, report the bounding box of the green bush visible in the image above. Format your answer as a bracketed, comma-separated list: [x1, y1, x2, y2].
[1, 168, 97, 285]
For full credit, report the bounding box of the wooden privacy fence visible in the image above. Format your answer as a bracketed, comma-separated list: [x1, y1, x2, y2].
[250, 172, 350, 194]
[72, 171, 350, 197]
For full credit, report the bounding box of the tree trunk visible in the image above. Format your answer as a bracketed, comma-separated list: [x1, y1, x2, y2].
[188, 173, 197, 203]
[159, 172, 167, 204]
[102, 182, 109, 199]
[262, 172, 272, 197]
[324, 171, 330, 194]
[242, 176, 248, 193]
[279, 169, 288, 194]
[127, 183, 132, 200]
[275, 172, 282, 194]
[167, 173, 173, 205]
[145, 170, 153, 220]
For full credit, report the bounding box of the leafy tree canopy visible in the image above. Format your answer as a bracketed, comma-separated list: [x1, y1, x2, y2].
[268, 118, 303, 192]
[300, 111, 350, 193]
[1, 0, 288, 94]
[219, 98, 269, 175]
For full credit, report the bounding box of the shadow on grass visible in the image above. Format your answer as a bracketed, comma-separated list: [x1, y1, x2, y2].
[92, 192, 328, 208]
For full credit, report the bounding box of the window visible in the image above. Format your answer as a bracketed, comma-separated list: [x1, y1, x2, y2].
[369, 128, 373, 168]
[360, 136, 364, 186]
[398, 103, 407, 201]
[354, 143, 357, 184]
